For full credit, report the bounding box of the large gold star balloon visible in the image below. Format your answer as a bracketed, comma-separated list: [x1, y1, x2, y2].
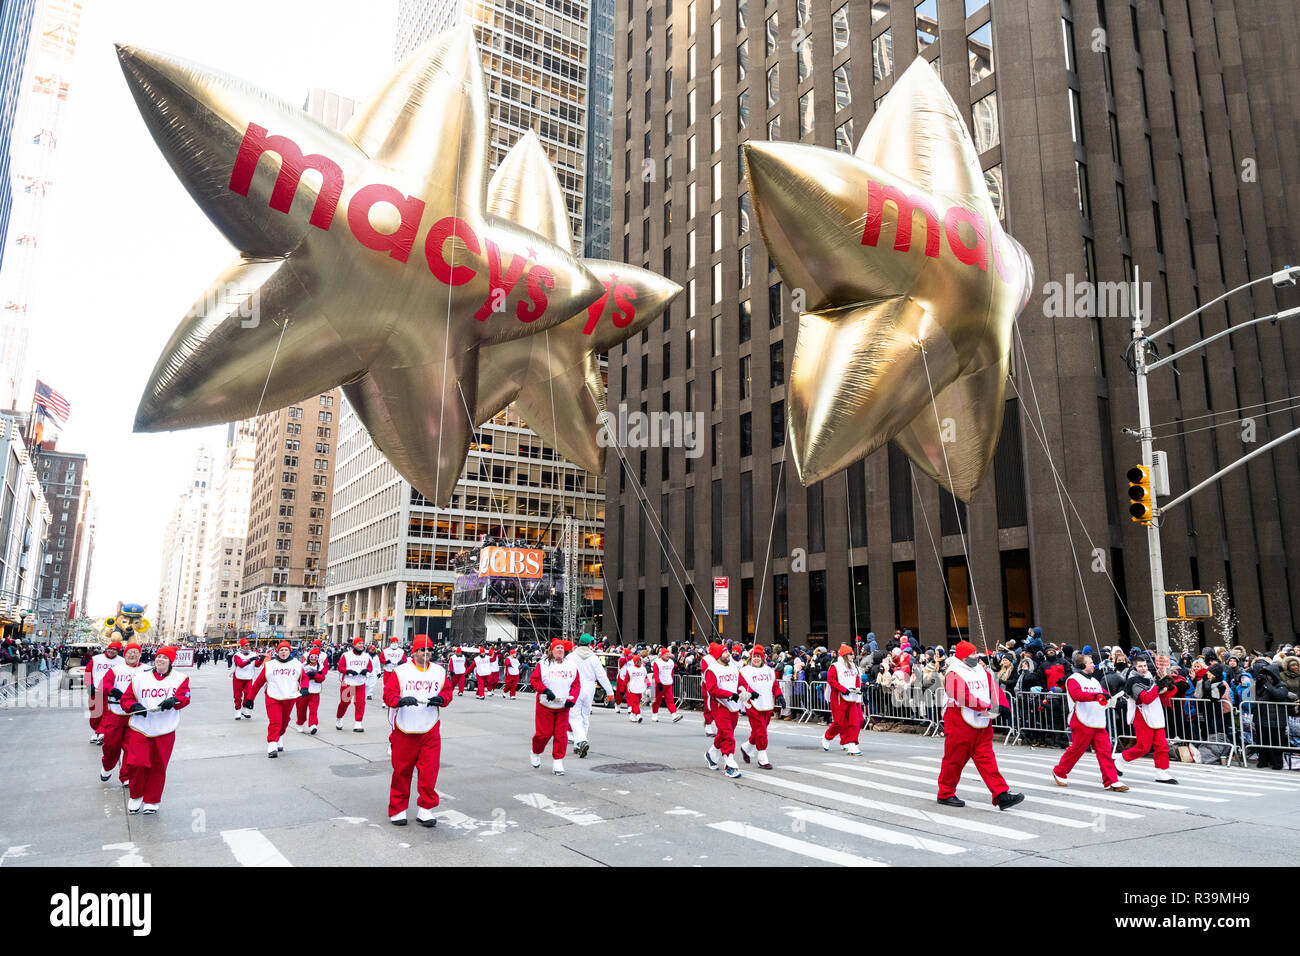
[743, 59, 1033, 501]
[120, 25, 605, 505]
[474, 132, 681, 474]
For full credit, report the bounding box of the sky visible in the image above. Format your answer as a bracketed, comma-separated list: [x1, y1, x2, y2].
[21, 0, 397, 615]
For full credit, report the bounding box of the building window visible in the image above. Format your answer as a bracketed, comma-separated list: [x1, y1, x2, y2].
[770, 341, 785, 387]
[766, 64, 779, 108]
[799, 90, 814, 138]
[737, 38, 749, 82]
[873, 30, 893, 83]
[765, 11, 779, 57]
[972, 93, 999, 152]
[771, 400, 785, 447]
[968, 23, 993, 84]
[984, 164, 1004, 221]
[835, 119, 855, 153]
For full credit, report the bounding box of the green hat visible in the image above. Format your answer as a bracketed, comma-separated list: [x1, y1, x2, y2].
[578, 633, 595, 646]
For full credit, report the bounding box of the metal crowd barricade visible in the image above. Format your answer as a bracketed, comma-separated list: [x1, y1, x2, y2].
[674, 674, 703, 708]
[1006, 690, 1071, 748]
[1237, 698, 1295, 766]
[1161, 695, 1240, 766]
[864, 682, 938, 736]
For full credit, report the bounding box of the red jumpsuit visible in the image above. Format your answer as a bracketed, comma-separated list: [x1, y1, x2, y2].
[703, 666, 754, 757]
[119, 672, 192, 804]
[384, 663, 451, 817]
[1053, 675, 1122, 786]
[231, 651, 260, 710]
[448, 654, 468, 696]
[650, 657, 677, 714]
[97, 665, 143, 783]
[936, 664, 1010, 803]
[1121, 682, 1176, 770]
[503, 656, 521, 698]
[247, 658, 309, 742]
[615, 651, 631, 709]
[335, 650, 373, 721]
[824, 662, 864, 746]
[296, 655, 330, 727]
[530, 660, 582, 758]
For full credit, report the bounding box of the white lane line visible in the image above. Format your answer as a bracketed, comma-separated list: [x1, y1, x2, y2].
[789, 766, 1093, 829]
[829, 763, 1144, 820]
[665, 807, 706, 817]
[989, 755, 1267, 796]
[889, 759, 1191, 810]
[101, 842, 149, 867]
[0, 845, 31, 865]
[783, 808, 966, 855]
[708, 821, 887, 867]
[993, 749, 1300, 788]
[220, 829, 293, 867]
[513, 793, 604, 826]
[431, 809, 516, 833]
[745, 773, 1035, 841]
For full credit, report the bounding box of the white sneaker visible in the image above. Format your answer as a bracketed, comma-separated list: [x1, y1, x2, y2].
[552, 759, 565, 776]
[294, 723, 306, 733]
[277, 741, 284, 752]
[705, 748, 720, 770]
[1154, 769, 1178, 784]
[1052, 771, 1068, 786]
[704, 723, 715, 736]
[127, 797, 143, 814]
[353, 722, 364, 733]
[336, 718, 344, 730]
[416, 806, 438, 828]
[309, 726, 318, 735]
[845, 743, 863, 756]
[387, 744, 392, 757]
[651, 714, 660, 722]
[530, 752, 542, 769]
[821, 737, 831, 752]
[142, 803, 159, 814]
[235, 711, 244, 721]
[267, 742, 278, 758]
[99, 770, 113, 782]
[671, 712, 683, 723]
[389, 810, 408, 827]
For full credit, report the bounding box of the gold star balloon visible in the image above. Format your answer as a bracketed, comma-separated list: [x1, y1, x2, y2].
[121, 25, 605, 505]
[474, 131, 681, 474]
[743, 59, 1033, 501]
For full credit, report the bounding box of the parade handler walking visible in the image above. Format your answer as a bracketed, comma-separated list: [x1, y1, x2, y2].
[1120, 655, 1179, 783]
[739, 645, 784, 769]
[822, 644, 865, 756]
[384, 634, 451, 827]
[119, 646, 191, 814]
[569, 633, 613, 756]
[97, 642, 145, 785]
[335, 637, 374, 731]
[232, 637, 261, 719]
[650, 647, 684, 722]
[1052, 652, 1131, 792]
[937, 641, 1026, 810]
[530, 639, 582, 775]
[295, 643, 329, 733]
[247, 641, 309, 757]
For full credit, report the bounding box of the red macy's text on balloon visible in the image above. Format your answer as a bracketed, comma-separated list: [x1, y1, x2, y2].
[860, 179, 1020, 284]
[227, 122, 636, 328]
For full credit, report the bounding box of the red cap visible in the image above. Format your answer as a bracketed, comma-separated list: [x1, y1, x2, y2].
[352, 637, 365, 647]
[455, 646, 462, 654]
[238, 638, 249, 647]
[106, 641, 123, 651]
[563, 640, 575, 653]
[660, 647, 669, 657]
[123, 642, 141, 653]
[632, 654, 642, 665]
[412, 634, 432, 651]
[732, 643, 743, 654]
[954, 640, 977, 660]
[390, 637, 399, 643]
[838, 643, 853, 657]
[277, 640, 291, 650]
[156, 646, 177, 662]
[708, 642, 724, 659]
[751, 645, 765, 659]
[550, 639, 567, 652]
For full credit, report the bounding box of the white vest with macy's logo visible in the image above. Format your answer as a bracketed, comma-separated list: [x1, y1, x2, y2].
[1067, 673, 1107, 729]
[740, 664, 776, 710]
[263, 658, 305, 700]
[340, 651, 370, 686]
[391, 661, 448, 735]
[106, 662, 145, 716]
[127, 671, 189, 737]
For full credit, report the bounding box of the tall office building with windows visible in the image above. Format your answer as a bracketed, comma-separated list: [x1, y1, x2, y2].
[202, 421, 254, 641]
[157, 448, 212, 642]
[325, 2, 606, 645]
[606, 0, 1300, 650]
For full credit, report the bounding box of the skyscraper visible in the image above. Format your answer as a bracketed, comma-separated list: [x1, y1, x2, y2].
[0, 0, 82, 410]
[0, 0, 38, 274]
[583, 0, 614, 257]
[325, 3, 606, 645]
[202, 421, 254, 642]
[34, 446, 92, 618]
[606, 0, 1300, 650]
[156, 447, 212, 642]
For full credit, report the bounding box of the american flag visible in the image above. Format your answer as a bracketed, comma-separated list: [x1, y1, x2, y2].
[34, 380, 70, 423]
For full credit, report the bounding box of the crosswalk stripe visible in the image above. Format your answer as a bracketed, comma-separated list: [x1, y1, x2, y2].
[782, 808, 966, 855]
[220, 829, 293, 867]
[993, 754, 1300, 790]
[101, 842, 149, 867]
[828, 762, 1144, 820]
[994, 748, 1300, 788]
[513, 793, 604, 826]
[708, 821, 887, 866]
[789, 766, 1093, 829]
[889, 758, 1191, 810]
[988, 755, 1268, 796]
[745, 773, 1036, 841]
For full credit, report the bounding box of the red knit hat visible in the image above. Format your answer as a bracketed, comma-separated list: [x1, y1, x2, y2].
[412, 634, 432, 651]
[550, 638, 567, 653]
[563, 640, 575, 653]
[155, 646, 177, 662]
[352, 636, 365, 647]
[390, 637, 399, 643]
[238, 638, 249, 647]
[751, 645, 765, 659]
[123, 642, 141, 653]
[632, 654, 642, 664]
[106, 641, 123, 651]
[732, 643, 743, 654]
[708, 642, 724, 659]
[954, 640, 978, 660]
[277, 640, 291, 650]
[660, 647, 670, 657]
[838, 643, 853, 657]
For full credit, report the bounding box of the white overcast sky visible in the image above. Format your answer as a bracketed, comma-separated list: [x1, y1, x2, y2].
[25, 0, 397, 614]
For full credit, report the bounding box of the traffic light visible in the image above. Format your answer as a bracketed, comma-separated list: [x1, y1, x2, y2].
[1127, 465, 1153, 524]
[341, 603, 349, 613]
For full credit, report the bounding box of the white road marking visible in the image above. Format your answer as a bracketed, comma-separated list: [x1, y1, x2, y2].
[102, 842, 149, 867]
[220, 828, 293, 867]
[892, 758, 1192, 810]
[745, 773, 1035, 841]
[789, 766, 1093, 829]
[994, 748, 1300, 788]
[989, 755, 1268, 796]
[665, 807, 705, 817]
[332, 816, 367, 825]
[783, 807, 967, 855]
[431, 809, 516, 833]
[0, 845, 31, 865]
[513, 793, 604, 826]
[835, 762, 1144, 819]
[709, 821, 887, 866]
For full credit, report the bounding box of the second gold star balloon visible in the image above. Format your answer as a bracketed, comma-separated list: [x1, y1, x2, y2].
[744, 59, 1034, 501]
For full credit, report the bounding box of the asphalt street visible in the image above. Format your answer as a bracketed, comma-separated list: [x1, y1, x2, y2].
[2, 665, 1297, 867]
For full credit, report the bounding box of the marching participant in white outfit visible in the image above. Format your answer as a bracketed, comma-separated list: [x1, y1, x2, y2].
[739, 645, 784, 769]
[650, 648, 683, 722]
[473, 648, 495, 699]
[622, 653, 649, 723]
[569, 634, 613, 756]
[384, 634, 452, 827]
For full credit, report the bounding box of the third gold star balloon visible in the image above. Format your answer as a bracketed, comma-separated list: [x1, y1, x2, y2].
[743, 59, 1034, 501]
[121, 25, 604, 506]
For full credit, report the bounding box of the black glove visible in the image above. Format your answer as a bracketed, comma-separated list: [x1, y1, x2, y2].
[299, 687, 310, 697]
[730, 692, 741, 702]
[398, 696, 419, 707]
[564, 699, 574, 708]
[127, 703, 147, 715]
[543, 689, 557, 701]
[158, 697, 178, 710]
[775, 695, 786, 708]
[345, 669, 357, 677]
[305, 667, 317, 676]
[242, 700, 254, 710]
[426, 695, 447, 707]
[107, 688, 123, 701]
